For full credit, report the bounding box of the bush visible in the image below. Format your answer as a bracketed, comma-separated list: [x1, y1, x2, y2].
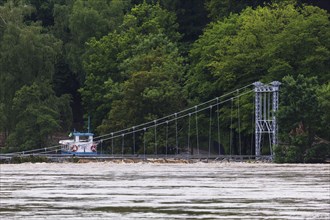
[304, 143, 330, 163]
[11, 155, 49, 164]
[274, 145, 303, 163]
[274, 145, 286, 163]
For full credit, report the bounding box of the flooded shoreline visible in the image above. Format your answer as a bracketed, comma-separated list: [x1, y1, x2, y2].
[1, 162, 329, 219]
[0, 154, 274, 164]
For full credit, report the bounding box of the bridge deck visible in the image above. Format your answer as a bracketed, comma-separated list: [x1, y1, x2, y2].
[0, 154, 273, 163]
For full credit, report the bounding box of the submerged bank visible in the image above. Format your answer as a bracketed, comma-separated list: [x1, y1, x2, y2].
[0, 154, 275, 164]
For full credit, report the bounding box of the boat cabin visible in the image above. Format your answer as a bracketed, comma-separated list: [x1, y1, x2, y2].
[59, 132, 97, 155]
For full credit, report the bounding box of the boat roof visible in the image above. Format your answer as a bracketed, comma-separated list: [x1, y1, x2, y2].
[59, 140, 74, 144]
[72, 132, 94, 136]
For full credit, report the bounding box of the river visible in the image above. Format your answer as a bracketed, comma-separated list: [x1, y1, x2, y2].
[0, 162, 329, 219]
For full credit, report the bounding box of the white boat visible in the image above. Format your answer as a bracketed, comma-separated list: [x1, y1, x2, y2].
[59, 131, 97, 155]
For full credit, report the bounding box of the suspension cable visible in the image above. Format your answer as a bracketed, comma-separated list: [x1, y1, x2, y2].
[237, 90, 241, 155]
[251, 97, 254, 155]
[166, 121, 168, 157]
[230, 98, 233, 156]
[175, 113, 178, 154]
[111, 133, 114, 155]
[208, 106, 212, 158]
[121, 134, 125, 156]
[143, 128, 146, 159]
[8, 88, 254, 157]
[133, 127, 136, 155]
[94, 84, 254, 140]
[90, 90, 255, 143]
[217, 98, 221, 155]
[154, 120, 157, 155]
[4, 86, 255, 156]
[195, 106, 199, 156]
[187, 113, 191, 157]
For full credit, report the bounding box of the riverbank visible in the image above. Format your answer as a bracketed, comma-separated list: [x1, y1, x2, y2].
[0, 154, 275, 164]
[2, 154, 329, 164]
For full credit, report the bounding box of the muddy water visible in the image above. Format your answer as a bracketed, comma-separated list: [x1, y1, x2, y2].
[0, 162, 329, 219]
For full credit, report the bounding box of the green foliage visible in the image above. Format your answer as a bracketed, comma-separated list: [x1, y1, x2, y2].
[10, 155, 49, 164]
[52, 0, 73, 43]
[303, 143, 329, 163]
[205, 0, 271, 21]
[0, 0, 63, 141]
[278, 75, 321, 148]
[79, 2, 182, 131]
[26, 0, 56, 26]
[274, 145, 303, 163]
[5, 82, 72, 152]
[52, 0, 129, 125]
[66, 0, 128, 75]
[277, 75, 329, 162]
[69, 0, 126, 44]
[80, 2, 185, 134]
[188, 3, 330, 102]
[121, 2, 180, 42]
[158, 0, 209, 42]
[188, 2, 329, 160]
[0, 0, 329, 164]
[317, 83, 330, 141]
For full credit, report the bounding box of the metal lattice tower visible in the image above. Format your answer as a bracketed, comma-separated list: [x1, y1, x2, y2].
[254, 81, 281, 157]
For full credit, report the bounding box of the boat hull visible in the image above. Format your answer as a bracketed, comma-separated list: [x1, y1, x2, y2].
[60, 142, 97, 155]
[61, 151, 97, 155]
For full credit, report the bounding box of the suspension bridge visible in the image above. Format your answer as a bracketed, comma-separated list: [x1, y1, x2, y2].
[0, 81, 281, 163]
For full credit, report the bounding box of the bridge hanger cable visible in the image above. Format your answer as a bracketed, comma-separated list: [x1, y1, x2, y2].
[99, 89, 254, 142]
[217, 98, 221, 155]
[175, 113, 178, 154]
[237, 90, 241, 155]
[133, 127, 136, 155]
[3, 84, 254, 156]
[251, 96, 254, 155]
[38, 148, 63, 155]
[154, 120, 157, 155]
[4, 144, 62, 156]
[195, 106, 199, 156]
[166, 121, 169, 157]
[208, 106, 212, 158]
[143, 128, 146, 159]
[95, 87, 254, 141]
[94, 84, 254, 140]
[230, 98, 233, 156]
[122, 134, 125, 156]
[111, 135, 114, 155]
[187, 113, 191, 157]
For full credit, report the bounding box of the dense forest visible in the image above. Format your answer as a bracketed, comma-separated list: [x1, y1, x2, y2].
[0, 0, 329, 162]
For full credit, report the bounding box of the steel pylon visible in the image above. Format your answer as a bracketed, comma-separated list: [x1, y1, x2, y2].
[253, 81, 281, 158]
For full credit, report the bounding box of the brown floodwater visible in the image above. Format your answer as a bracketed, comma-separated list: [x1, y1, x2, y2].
[0, 162, 329, 219]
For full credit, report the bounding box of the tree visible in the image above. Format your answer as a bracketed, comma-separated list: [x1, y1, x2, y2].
[317, 82, 330, 141]
[205, 0, 271, 21]
[188, 2, 330, 101]
[5, 82, 72, 152]
[159, 0, 209, 42]
[204, 0, 330, 22]
[126, 0, 209, 43]
[50, 0, 129, 126]
[66, 0, 129, 76]
[101, 33, 186, 132]
[80, 2, 185, 132]
[187, 2, 330, 157]
[26, 0, 56, 27]
[276, 75, 329, 162]
[0, 1, 61, 139]
[0, 1, 72, 151]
